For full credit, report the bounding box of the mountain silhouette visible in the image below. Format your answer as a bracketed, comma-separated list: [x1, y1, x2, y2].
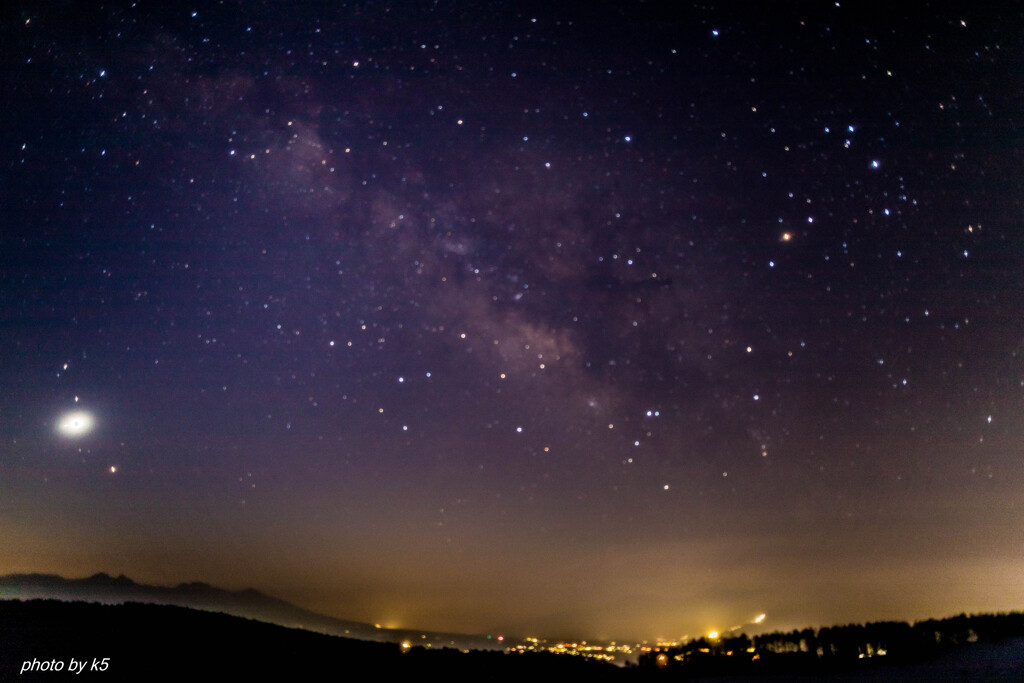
[0, 572, 499, 652]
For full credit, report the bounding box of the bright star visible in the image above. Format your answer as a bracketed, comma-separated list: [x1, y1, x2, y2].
[57, 410, 95, 437]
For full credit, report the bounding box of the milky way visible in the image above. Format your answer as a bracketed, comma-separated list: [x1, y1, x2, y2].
[1, 2, 1022, 640]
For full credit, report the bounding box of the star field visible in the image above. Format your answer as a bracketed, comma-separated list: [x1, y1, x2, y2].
[1, 1, 1022, 640]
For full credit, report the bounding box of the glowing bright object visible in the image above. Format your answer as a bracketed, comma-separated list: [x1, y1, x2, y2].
[57, 410, 95, 437]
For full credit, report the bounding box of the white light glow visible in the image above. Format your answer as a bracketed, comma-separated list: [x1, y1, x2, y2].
[57, 410, 95, 437]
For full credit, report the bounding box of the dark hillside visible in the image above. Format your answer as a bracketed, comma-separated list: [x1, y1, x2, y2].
[1, 600, 619, 682]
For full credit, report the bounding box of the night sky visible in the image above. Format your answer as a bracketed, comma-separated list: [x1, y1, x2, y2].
[2, 1, 1023, 642]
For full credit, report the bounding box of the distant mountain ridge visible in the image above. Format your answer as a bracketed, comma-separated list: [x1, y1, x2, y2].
[0, 572, 499, 652]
